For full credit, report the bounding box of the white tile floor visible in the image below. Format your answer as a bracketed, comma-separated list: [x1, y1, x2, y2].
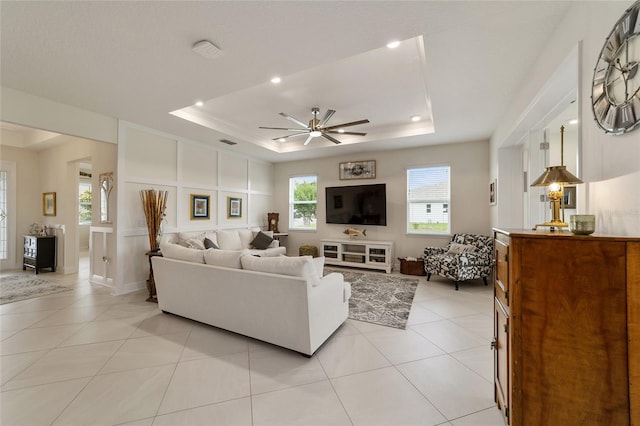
[1, 260, 505, 425]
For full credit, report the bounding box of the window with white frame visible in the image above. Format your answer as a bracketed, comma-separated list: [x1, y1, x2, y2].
[289, 175, 317, 230]
[78, 178, 92, 225]
[407, 165, 450, 234]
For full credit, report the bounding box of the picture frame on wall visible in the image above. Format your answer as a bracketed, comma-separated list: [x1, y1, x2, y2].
[190, 194, 210, 220]
[228, 197, 242, 218]
[562, 185, 576, 209]
[43, 192, 56, 216]
[339, 160, 376, 180]
[489, 179, 497, 205]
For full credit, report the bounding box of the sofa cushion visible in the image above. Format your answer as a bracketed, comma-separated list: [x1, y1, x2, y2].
[241, 255, 319, 286]
[204, 237, 219, 249]
[251, 231, 274, 250]
[203, 248, 249, 268]
[217, 230, 244, 250]
[160, 242, 205, 263]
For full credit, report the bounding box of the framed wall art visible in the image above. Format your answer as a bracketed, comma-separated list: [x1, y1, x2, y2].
[43, 192, 56, 216]
[339, 160, 376, 180]
[190, 194, 210, 220]
[228, 196, 242, 218]
[562, 186, 576, 209]
[489, 179, 497, 205]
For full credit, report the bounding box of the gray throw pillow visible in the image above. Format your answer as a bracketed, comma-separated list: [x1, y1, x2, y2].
[251, 231, 274, 250]
[204, 237, 219, 249]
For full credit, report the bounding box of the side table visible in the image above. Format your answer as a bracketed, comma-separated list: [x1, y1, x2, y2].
[145, 249, 162, 303]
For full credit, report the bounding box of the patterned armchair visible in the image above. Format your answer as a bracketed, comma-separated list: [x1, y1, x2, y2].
[423, 233, 493, 290]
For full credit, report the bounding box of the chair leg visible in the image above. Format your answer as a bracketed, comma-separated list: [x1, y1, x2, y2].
[426, 273, 431, 281]
[454, 281, 459, 291]
[483, 277, 488, 286]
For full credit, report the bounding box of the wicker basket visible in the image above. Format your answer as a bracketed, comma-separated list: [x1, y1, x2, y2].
[299, 245, 319, 257]
[399, 257, 426, 276]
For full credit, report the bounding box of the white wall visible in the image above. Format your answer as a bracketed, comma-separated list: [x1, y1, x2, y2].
[491, 2, 640, 236]
[116, 122, 274, 295]
[0, 145, 39, 269]
[273, 140, 490, 266]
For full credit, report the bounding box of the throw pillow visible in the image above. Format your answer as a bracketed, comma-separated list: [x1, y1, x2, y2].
[447, 243, 477, 254]
[216, 230, 244, 250]
[204, 237, 219, 249]
[251, 231, 274, 250]
[160, 242, 205, 263]
[185, 237, 206, 250]
[203, 249, 249, 269]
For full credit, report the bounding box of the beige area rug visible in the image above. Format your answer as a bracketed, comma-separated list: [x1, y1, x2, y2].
[325, 267, 418, 329]
[0, 274, 72, 304]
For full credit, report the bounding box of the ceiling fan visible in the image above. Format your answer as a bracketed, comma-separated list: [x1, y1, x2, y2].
[259, 107, 369, 145]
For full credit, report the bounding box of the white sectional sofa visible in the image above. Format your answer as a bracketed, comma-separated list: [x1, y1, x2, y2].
[152, 247, 351, 356]
[165, 228, 287, 257]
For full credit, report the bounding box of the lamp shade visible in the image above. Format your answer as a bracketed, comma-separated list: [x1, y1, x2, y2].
[530, 165, 583, 187]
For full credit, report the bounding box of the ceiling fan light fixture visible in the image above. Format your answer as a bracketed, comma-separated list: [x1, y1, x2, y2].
[310, 130, 322, 137]
[337, 129, 345, 133]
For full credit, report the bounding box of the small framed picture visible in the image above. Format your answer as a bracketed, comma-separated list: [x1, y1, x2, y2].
[190, 194, 210, 220]
[489, 179, 497, 205]
[339, 160, 376, 180]
[43, 192, 56, 216]
[228, 196, 242, 218]
[562, 186, 576, 209]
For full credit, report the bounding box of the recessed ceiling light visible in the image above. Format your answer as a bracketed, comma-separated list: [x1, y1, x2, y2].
[278, 138, 286, 142]
[195, 101, 204, 107]
[271, 76, 282, 84]
[568, 119, 578, 125]
[410, 115, 421, 122]
[387, 41, 400, 49]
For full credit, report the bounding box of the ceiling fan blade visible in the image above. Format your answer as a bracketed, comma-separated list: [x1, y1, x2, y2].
[303, 134, 314, 145]
[272, 132, 310, 141]
[279, 112, 309, 129]
[318, 109, 336, 128]
[259, 126, 307, 131]
[321, 133, 342, 144]
[323, 119, 370, 130]
[326, 131, 367, 136]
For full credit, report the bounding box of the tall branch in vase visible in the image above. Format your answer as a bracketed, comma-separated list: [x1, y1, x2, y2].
[140, 189, 167, 252]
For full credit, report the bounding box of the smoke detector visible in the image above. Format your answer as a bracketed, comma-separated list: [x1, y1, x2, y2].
[192, 40, 222, 59]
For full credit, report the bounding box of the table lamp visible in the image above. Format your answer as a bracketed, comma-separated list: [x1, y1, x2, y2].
[531, 125, 583, 230]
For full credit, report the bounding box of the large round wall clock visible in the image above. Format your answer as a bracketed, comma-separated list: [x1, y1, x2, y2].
[592, 0, 640, 135]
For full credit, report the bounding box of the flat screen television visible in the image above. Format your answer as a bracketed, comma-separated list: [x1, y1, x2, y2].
[325, 183, 387, 226]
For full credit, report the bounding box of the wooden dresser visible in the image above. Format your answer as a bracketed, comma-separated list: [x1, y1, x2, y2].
[492, 228, 639, 426]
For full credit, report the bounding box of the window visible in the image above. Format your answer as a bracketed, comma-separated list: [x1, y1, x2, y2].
[79, 178, 92, 225]
[407, 166, 450, 234]
[289, 175, 317, 230]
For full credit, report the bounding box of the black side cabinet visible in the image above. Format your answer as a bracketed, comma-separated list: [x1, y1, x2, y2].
[23, 235, 56, 274]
